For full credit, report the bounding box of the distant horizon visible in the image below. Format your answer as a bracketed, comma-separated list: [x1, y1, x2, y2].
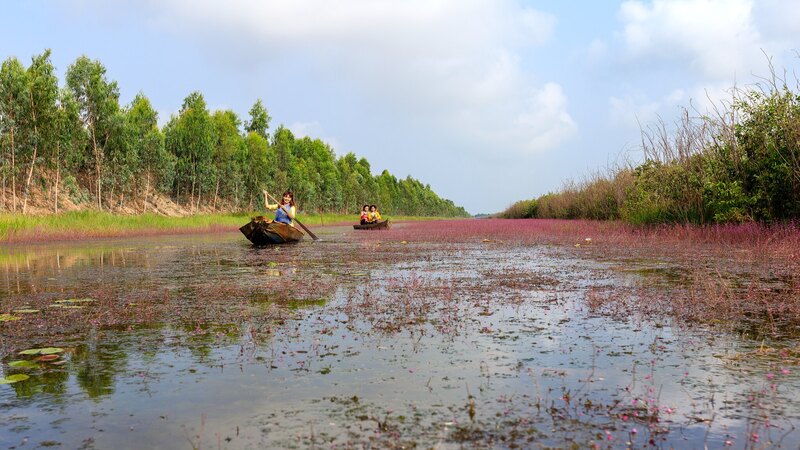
[3, 1, 800, 214]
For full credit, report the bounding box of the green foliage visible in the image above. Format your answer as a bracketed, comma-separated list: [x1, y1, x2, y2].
[1, 51, 468, 218]
[244, 99, 271, 139]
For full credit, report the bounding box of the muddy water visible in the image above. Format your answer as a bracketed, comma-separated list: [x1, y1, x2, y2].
[1, 224, 799, 449]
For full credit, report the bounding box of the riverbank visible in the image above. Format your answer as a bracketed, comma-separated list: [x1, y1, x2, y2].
[0, 211, 448, 244]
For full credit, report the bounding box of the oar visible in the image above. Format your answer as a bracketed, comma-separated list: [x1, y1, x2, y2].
[264, 191, 319, 241]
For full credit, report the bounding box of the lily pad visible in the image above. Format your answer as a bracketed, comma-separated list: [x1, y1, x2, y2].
[18, 347, 64, 356]
[8, 360, 39, 369]
[0, 374, 30, 384]
[0, 314, 20, 322]
[35, 354, 61, 362]
[54, 298, 95, 304]
[12, 309, 40, 314]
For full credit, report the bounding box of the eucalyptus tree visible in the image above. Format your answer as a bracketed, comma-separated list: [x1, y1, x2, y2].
[66, 55, 121, 209]
[244, 99, 271, 139]
[164, 91, 216, 210]
[20, 50, 59, 213]
[51, 88, 86, 212]
[211, 109, 245, 209]
[0, 56, 28, 211]
[243, 131, 271, 209]
[126, 93, 173, 210]
[271, 125, 295, 194]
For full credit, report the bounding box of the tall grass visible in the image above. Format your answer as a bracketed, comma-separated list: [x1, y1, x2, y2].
[503, 61, 800, 225]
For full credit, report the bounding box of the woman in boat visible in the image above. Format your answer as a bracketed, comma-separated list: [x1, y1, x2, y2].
[360, 204, 370, 225]
[264, 190, 296, 226]
[369, 205, 381, 223]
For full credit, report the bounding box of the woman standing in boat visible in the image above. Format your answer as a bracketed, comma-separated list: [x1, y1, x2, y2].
[264, 190, 296, 226]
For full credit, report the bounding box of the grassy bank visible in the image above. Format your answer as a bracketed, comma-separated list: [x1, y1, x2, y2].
[0, 211, 446, 243]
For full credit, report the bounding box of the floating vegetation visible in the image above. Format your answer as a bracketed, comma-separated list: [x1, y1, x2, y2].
[18, 348, 64, 356]
[12, 309, 40, 314]
[53, 298, 96, 304]
[0, 374, 30, 384]
[7, 360, 39, 369]
[0, 314, 20, 322]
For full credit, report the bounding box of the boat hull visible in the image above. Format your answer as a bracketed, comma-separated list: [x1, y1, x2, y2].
[353, 219, 390, 230]
[240, 217, 304, 245]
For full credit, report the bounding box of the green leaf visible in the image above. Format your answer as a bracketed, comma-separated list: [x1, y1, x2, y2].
[18, 347, 64, 356]
[54, 298, 95, 304]
[0, 374, 30, 384]
[8, 360, 39, 369]
[0, 314, 20, 322]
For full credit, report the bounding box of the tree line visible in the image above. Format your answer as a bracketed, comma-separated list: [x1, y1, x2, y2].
[502, 67, 800, 225]
[0, 50, 468, 217]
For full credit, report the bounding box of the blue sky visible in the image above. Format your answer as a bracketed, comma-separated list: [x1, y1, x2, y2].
[2, 0, 800, 214]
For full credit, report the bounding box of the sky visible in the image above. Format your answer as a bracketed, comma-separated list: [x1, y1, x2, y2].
[2, 0, 800, 214]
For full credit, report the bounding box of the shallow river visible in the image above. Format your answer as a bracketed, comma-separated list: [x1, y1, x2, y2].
[1, 222, 798, 449]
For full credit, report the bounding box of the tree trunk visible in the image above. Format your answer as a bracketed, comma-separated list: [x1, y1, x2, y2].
[22, 92, 39, 215]
[94, 133, 102, 210]
[11, 124, 16, 212]
[143, 172, 151, 213]
[54, 156, 60, 213]
[213, 178, 220, 210]
[190, 176, 196, 213]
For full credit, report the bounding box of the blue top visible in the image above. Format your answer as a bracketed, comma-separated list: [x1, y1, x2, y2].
[274, 204, 292, 224]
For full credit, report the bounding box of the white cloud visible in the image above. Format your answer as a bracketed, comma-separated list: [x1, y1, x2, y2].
[609, 88, 686, 128]
[618, 0, 763, 79]
[288, 120, 342, 152]
[143, 0, 573, 154]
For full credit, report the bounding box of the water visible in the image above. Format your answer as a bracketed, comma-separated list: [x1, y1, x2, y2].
[1, 224, 798, 449]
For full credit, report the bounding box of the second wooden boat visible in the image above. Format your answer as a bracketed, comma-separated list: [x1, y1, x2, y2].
[353, 219, 390, 230]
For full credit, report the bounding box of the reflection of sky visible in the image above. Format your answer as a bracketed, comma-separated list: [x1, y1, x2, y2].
[1, 232, 799, 448]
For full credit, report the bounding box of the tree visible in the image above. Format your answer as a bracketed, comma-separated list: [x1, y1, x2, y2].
[20, 50, 59, 213]
[211, 109, 245, 209]
[66, 56, 120, 209]
[165, 91, 216, 210]
[51, 88, 86, 212]
[0, 56, 28, 211]
[126, 93, 174, 210]
[244, 99, 271, 139]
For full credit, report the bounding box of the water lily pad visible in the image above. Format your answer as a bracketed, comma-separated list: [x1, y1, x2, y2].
[18, 347, 64, 356]
[0, 314, 20, 322]
[13, 309, 40, 314]
[0, 374, 30, 384]
[265, 269, 281, 277]
[54, 298, 95, 304]
[35, 354, 61, 362]
[8, 360, 39, 369]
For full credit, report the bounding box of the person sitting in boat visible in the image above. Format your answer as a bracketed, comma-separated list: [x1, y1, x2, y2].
[360, 204, 370, 225]
[264, 190, 296, 226]
[369, 205, 381, 223]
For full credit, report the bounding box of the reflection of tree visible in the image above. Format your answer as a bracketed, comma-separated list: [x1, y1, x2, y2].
[72, 330, 129, 399]
[9, 368, 70, 399]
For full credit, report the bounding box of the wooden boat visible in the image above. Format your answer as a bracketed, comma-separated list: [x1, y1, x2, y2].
[240, 216, 304, 245]
[353, 219, 390, 230]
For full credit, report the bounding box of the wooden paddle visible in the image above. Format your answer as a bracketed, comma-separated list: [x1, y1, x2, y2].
[264, 191, 319, 241]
